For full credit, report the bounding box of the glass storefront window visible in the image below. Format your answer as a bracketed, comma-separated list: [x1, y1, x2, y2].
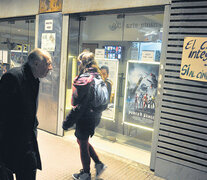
[123, 14, 163, 42]
[0, 17, 35, 77]
[80, 15, 123, 43]
[66, 11, 164, 152]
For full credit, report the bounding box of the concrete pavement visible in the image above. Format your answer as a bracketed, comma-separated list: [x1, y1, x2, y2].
[34, 130, 164, 180]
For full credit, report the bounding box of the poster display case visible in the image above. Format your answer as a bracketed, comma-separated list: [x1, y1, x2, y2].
[123, 60, 160, 129]
[130, 42, 161, 62]
[96, 58, 119, 120]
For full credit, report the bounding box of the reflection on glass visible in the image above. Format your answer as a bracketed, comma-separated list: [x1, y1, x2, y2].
[124, 14, 163, 42]
[80, 15, 123, 42]
[67, 12, 164, 152]
[130, 42, 162, 62]
[0, 17, 35, 77]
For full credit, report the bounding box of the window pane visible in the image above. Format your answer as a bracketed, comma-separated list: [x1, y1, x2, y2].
[0, 17, 35, 77]
[123, 13, 163, 42]
[66, 12, 164, 153]
[0, 21, 11, 51]
[80, 15, 123, 43]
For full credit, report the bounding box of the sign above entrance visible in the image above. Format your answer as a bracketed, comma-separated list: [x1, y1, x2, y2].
[39, 0, 62, 13]
[180, 37, 207, 82]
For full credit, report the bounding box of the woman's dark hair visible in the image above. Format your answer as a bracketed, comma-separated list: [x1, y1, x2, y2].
[78, 51, 102, 77]
[100, 65, 109, 75]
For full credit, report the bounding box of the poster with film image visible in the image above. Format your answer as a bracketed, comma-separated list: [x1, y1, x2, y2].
[123, 61, 159, 128]
[96, 59, 119, 120]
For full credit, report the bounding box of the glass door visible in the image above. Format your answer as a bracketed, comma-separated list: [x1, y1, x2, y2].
[65, 11, 164, 152]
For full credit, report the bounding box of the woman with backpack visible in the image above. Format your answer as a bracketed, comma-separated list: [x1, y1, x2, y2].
[62, 51, 107, 180]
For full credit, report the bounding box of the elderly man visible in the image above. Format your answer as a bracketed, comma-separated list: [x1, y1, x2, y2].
[0, 48, 52, 180]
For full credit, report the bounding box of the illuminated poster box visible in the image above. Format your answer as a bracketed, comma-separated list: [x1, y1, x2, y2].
[96, 59, 119, 121]
[180, 37, 207, 82]
[123, 61, 159, 130]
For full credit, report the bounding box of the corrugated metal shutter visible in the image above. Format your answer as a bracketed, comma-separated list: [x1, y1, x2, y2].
[154, 0, 207, 178]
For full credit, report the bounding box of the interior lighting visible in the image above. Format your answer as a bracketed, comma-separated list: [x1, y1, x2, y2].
[123, 122, 154, 131]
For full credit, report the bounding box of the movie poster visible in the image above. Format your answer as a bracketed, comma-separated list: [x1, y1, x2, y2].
[123, 61, 160, 128]
[96, 59, 119, 120]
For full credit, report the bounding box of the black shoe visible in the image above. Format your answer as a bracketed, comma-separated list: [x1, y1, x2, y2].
[72, 169, 91, 180]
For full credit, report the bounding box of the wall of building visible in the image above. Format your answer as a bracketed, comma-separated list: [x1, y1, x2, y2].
[151, 0, 207, 179]
[4, 0, 206, 179]
[0, 0, 171, 18]
[37, 12, 62, 134]
[0, 0, 39, 18]
[62, 0, 170, 14]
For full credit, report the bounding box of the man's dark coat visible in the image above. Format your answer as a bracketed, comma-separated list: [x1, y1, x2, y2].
[0, 63, 41, 172]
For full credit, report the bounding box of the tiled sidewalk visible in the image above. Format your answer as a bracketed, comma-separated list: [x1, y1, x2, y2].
[36, 130, 164, 180]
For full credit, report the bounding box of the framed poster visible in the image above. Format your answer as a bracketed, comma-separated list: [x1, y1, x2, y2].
[96, 59, 119, 120]
[123, 61, 160, 129]
[41, 33, 56, 52]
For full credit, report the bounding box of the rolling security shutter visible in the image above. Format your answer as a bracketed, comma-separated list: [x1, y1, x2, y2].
[154, 0, 207, 179]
